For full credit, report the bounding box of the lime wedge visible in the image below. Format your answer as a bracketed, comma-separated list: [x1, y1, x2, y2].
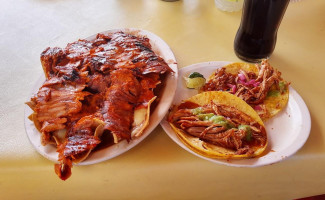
[185, 77, 206, 89]
[188, 72, 204, 79]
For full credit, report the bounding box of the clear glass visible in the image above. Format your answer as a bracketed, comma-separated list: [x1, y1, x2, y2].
[215, 0, 244, 12]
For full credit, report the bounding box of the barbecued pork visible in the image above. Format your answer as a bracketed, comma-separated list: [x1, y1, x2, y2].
[28, 31, 172, 180]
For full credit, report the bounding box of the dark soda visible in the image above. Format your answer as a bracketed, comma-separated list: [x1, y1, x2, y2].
[234, 0, 290, 62]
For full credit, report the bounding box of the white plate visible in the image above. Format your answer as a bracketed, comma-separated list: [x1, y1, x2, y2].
[24, 28, 178, 165]
[160, 61, 311, 167]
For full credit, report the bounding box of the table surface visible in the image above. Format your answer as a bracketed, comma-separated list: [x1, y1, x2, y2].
[1, 0, 325, 199]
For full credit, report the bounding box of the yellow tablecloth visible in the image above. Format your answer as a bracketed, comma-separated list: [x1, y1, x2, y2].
[1, 0, 324, 199]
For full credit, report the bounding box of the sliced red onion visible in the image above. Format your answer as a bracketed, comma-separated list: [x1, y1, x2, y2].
[254, 105, 262, 111]
[227, 84, 237, 94]
[237, 79, 246, 85]
[231, 85, 237, 93]
[246, 79, 260, 87]
[238, 73, 246, 81]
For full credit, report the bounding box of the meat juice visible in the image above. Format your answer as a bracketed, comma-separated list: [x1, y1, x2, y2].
[234, 0, 290, 62]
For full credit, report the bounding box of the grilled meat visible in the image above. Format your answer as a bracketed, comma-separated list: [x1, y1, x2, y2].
[29, 31, 172, 180]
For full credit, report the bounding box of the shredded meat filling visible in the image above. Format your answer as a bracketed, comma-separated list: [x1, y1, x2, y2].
[202, 60, 286, 117]
[169, 102, 266, 154]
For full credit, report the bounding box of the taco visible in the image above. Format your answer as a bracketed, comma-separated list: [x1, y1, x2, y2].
[201, 60, 289, 120]
[168, 91, 267, 158]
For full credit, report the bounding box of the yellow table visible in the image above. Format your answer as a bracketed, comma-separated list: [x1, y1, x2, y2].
[1, 0, 324, 199]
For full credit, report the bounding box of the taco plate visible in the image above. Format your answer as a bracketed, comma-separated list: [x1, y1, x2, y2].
[160, 61, 311, 167]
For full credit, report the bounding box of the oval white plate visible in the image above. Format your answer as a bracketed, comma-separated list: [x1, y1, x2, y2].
[24, 28, 178, 165]
[160, 61, 311, 167]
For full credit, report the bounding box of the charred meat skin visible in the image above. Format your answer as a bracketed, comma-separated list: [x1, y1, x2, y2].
[30, 31, 173, 180]
[100, 69, 140, 141]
